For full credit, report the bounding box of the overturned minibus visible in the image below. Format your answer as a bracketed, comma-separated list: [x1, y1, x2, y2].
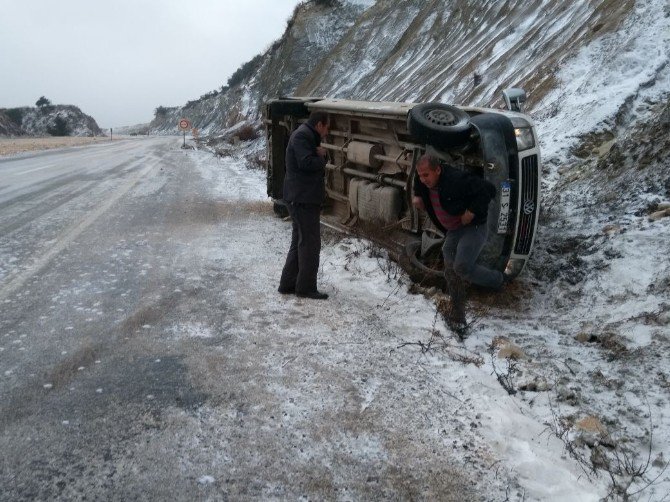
[264, 90, 540, 281]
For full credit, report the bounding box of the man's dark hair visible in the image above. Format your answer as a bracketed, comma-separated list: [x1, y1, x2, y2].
[307, 111, 329, 127]
[418, 154, 440, 170]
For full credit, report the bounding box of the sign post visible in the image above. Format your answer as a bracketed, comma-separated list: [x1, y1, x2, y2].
[178, 118, 191, 148]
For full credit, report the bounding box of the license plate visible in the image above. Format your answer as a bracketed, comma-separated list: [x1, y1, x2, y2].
[497, 181, 512, 234]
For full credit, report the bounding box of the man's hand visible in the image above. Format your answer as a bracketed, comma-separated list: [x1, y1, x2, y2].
[316, 146, 327, 158]
[412, 196, 425, 211]
[461, 210, 475, 225]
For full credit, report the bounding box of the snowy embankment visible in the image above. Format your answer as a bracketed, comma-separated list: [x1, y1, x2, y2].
[172, 1, 670, 498]
[196, 1, 669, 497]
[527, 0, 669, 497]
[475, 0, 670, 498]
[189, 150, 606, 500]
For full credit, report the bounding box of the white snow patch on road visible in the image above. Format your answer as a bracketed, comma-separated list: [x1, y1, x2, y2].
[171, 322, 215, 340]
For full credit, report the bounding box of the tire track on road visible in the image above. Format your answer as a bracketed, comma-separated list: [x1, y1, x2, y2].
[0, 158, 161, 303]
[0, 181, 98, 236]
[0, 156, 141, 236]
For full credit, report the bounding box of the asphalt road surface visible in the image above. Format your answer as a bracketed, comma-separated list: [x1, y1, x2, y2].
[0, 138, 509, 500]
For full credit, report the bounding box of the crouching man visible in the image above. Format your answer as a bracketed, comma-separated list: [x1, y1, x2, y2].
[412, 154, 504, 327]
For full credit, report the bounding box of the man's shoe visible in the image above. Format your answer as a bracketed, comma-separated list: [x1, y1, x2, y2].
[448, 318, 469, 339]
[278, 286, 295, 295]
[296, 290, 329, 300]
[495, 273, 513, 291]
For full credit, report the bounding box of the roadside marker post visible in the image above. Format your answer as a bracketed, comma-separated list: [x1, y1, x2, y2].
[178, 118, 191, 149]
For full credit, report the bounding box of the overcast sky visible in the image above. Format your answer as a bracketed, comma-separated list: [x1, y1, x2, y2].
[0, 1, 303, 128]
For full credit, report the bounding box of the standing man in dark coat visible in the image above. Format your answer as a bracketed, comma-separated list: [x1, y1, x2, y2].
[412, 154, 504, 326]
[278, 111, 330, 300]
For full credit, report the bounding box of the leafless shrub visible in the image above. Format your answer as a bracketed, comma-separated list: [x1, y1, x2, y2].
[545, 397, 669, 500]
[621, 305, 668, 325]
[321, 226, 346, 247]
[339, 237, 402, 284]
[545, 402, 598, 480]
[396, 311, 484, 366]
[490, 355, 520, 396]
[367, 243, 403, 285]
[396, 329, 485, 366]
[599, 413, 670, 501]
[342, 240, 366, 272]
[434, 291, 487, 340]
[246, 153, 266, 170]
[236, 125, 259, 141]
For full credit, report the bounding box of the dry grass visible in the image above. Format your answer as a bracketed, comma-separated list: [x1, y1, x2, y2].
[0, 136, 110, 156]
[168, 198, 273, 227]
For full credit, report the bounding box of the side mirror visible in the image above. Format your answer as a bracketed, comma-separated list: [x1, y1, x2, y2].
[502, 88, 527, 113]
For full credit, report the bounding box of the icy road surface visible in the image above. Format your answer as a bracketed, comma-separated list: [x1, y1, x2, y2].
[0, 139, 602, 500]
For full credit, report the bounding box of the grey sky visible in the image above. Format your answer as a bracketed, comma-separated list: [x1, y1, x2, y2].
[0, 0, 302, 128]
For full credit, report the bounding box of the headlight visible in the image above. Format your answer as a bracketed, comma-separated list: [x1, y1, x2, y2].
[514, 127, 535, 151]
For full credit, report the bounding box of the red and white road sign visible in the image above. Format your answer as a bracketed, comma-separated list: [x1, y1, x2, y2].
[178, 118, 191, 131]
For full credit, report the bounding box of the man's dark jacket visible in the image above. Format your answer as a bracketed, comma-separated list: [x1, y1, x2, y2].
[413, 164, 496, 232]
[283, 123, 326, 204]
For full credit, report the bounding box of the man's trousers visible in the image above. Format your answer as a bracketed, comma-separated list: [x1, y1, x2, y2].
[442, 224, 503, 290]
[279, 203, 321, 294]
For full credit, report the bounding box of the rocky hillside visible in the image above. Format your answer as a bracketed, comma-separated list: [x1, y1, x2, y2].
[0, 104, 103, 137]
[149, 0, 367, 135]
[148, 0, 666, 139]
[0, 110, 25, 136]
[297, 0, 638, 107]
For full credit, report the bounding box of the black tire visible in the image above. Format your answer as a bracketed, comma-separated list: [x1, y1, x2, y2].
[405, 239, 443, 278]
[269, 99, 309, 117]
[273, 201, 290, 218]
[407, 103, 472, 149]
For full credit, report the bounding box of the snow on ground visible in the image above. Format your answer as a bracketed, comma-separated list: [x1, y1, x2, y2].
[484, 0, 670, 496]
[343, 0, 376, 8]
[533, 0, 670, 186]
[177, 2, 670, 497]
[187, 148, 608, 500]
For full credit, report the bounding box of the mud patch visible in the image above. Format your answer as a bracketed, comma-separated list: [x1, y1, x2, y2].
[98, 355, 208, 411]
[48, 341, 98, 389]
[120, 294, 181, 334]
[167, 198, 272, 226]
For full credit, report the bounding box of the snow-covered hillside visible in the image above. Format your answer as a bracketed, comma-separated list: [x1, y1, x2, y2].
[0, 104, 103, 137]
[148, 0, 668, 142]
[0, 111, 24, 136]
[149, 0, 367, 136]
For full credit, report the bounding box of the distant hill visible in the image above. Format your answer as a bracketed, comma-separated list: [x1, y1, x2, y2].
[0, 110, 25, 136]
[112, 123, 150, 136]
[0, 104, 103, 137]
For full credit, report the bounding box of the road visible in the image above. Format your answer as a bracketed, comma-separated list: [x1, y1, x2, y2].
[0, 138, 516, 500]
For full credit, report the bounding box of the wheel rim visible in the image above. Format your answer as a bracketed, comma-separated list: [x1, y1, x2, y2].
[406, 240, 443, 276]
[425, 109, 459, 127]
